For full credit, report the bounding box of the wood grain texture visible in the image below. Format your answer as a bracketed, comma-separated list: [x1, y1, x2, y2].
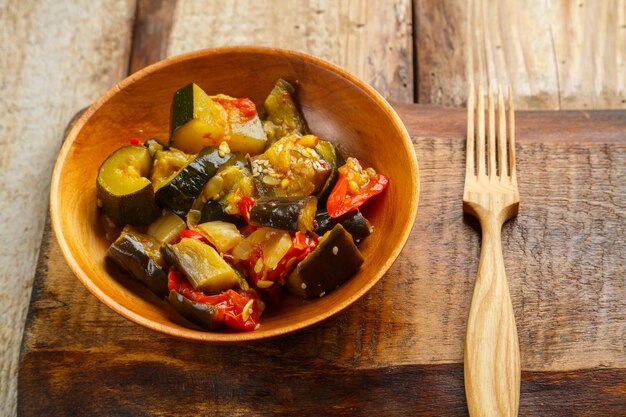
[128, 0, 178, 73]
[0, 1, 135, 416]
[164, 0, 414, 102]
[415, 0, 626, 110]
[19, 105, 626, 416]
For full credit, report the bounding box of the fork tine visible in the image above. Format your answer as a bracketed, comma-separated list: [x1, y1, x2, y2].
[487, 83, 496, 177]
[508, 85, 516, 181]
[476, 85, 486, 176]
[466, 83, 475, 178]
[497, 85, 508, 178]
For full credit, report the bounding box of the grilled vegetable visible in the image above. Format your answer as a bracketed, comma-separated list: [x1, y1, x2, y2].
[200, 200, 241, 224]
[161, 238, 240, 294]
[196, 221, 243, 253]
[313, 210, 372, 242]
[151, 148, 194, 191]
[327, 157, 389, 218]
[286, 224, 364, 299]
[168, 290, 219, 329]
[147, 211, 186, 243]
[262, 79, 308, 145]
[251, 135, 330, 197]
[170, 83, 229, 153]
[143, 137, 168, 157]
[213, 95, 267, 155]
[97, 145, 160, 226]
[315, 140, 344, 205]
[107, 231, 168, 297]
[249, 196, 317, 232]
[155, 146, 235, 217]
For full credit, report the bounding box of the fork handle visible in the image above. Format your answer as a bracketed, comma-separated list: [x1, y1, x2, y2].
[464, 215, 520, 417]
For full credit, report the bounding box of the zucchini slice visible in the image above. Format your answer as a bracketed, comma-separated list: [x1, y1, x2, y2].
[249, 196, 317, 232]
[161, 238, 240, 294]
[286, 224, 364, 299]
[168, 290, 219, 330]
[107, 231, 169, 297]
[155, 146, 234, 217]
[262, 79, 308, 146]
[170, 83, 229, 153]
[143, 137, 168, 157]
[97, 145, 160, 226]
[313, 210, 372, 242]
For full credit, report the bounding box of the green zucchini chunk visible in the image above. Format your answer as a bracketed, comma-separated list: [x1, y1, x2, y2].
[262, 79, 308, 147]
[250, 196, 317, 232]
[168, 290, 219, 330]
[143, 137, 168, 157]
[170, 83, 229, 154]
[97, 145, 160, 226]
[315, 140, 344, 205]
[161, 238, 240, 294]
[107, 231, 169, 297]
[155, 146, 234, 217]
[286, 224, 364, 299]
[313, 210, 372, 242]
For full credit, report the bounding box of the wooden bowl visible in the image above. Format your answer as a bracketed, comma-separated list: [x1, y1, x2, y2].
[51, 46, 419, 342]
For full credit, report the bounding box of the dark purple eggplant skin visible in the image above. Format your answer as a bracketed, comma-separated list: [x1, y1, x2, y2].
[168, 291, 219, 330]
[107, 231, 169, 297]
[250, 196, 317, 232]
[313, 210, 372, 242]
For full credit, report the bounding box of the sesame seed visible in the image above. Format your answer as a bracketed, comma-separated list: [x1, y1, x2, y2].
[301, 283, 307, 289]
[332, 246, 338, 255]
[319, 291, 326, 297]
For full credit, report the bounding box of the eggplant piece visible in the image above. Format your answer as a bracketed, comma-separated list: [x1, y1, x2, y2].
[168, 291, 220, 330]
[313, 210, 372, 242]
[97, 145, 160, 226]
[250, 196, 317, 232]
[262, 79, 308, 146]
[155, 146, 235, 217]
[286, 224, 364, 299]
[151, 148, 194, 191]
[161, 238, 240, 294]
[107, 231, 169, 297]
[315, 140, 344, 205]
[201, 200, 241, 224]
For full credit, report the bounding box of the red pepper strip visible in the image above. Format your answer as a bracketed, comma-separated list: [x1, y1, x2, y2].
[213, 97, 257, 118]
[129, 137, 142, 145]
[238, 196, 257, 231]
[327, 172, 389, 218]
[179, 228, 209, 243]
[167, 269, 260, 331]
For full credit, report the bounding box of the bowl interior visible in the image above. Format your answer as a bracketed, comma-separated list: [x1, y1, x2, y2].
[52, 47, 418, 342]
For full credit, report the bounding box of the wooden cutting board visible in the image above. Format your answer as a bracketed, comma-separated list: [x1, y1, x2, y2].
[19, 104, 626, 416]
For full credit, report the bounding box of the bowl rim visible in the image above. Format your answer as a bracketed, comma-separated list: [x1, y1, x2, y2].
[50, 45, 420, 342]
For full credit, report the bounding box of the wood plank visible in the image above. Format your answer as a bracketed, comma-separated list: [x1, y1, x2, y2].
[158, 0, 414, 102]
[19, 105, 626, 415]
[414, 0, 626, 110]
[128, 0, 178, 73]
[0, 1, 136, 416]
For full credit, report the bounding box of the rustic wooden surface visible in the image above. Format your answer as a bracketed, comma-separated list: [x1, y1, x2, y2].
[2, 0, 625, 415]
[20, 105, 626, 416]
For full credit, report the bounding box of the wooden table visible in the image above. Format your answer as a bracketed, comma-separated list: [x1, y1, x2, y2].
[3, 1, 626, 416]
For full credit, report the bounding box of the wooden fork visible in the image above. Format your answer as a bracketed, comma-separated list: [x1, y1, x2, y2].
[463, 83, 520, 417]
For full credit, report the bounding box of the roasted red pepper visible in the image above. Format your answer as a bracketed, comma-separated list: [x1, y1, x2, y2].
[327, 158, 389, 218]
[238, 196, 257, 230]
[129, 137, 142, 145]
[213, 97, 257, 118]
[168, 269, 261, 331]
[178, 228, 209, 243]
